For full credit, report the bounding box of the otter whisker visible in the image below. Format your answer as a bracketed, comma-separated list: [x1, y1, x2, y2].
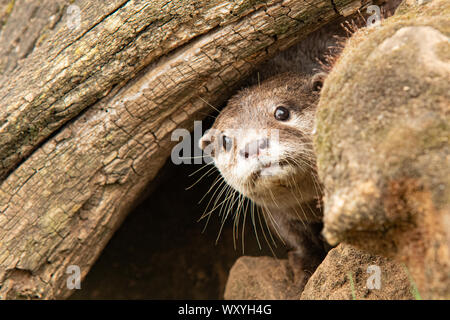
[180, 154, 211, 160]
[261, 204, 285, 245]
[241, 198, 249, 254]
[199, 177, 226, 232]
[213, 186, 235, 235]
[310, 173, 323, 199]
[261, 207, 278, 248]
[221, 185, 238, 221]
[287, 173, 312, 223]
[201, 184, 231, 233]
[215, 185, 234, 219]
[250, 200, 262, 250]
[198, 95, 221, 113]
[284, 155, 309, 174]
[269, 189, 280, 209]
[216, 189, 239, 244]
[291, 174, 319, 220]
[199, 183, 233, 221]
[200, 177, 227, 218]
[286, 153, 327, 196]
[198, 174, 223, 205]
[185, 165, 217, 191]
[188, 162, 214, 178]
[303, 200, 319, 219]
[286, 177, 308, 227]
[233, 195, 241, 251]
[232, 193, 245, 250]
[286, 153, 316, 172]
[196, 110, 218, 120]
[238, 179, 256, 253]
[257, 206, 278, 258]
[288, 154, 326, 197]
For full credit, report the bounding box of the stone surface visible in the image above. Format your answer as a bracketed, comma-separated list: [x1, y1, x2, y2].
[224, 256, 302, 300]
[315, 0, 450, 299]
[225, 244, 414, 300]
[301, 244, 414, 300]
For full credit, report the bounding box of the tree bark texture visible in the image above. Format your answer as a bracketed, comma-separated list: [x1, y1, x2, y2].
[0, 0, 371, 299]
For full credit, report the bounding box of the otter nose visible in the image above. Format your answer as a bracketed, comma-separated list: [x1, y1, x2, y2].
[239, 138, 269, 159]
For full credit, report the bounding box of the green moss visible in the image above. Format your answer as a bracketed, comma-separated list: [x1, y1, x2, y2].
[419, 121, 449, 150]
[0, 0, 15, 28]
[315, 0, 450, 173]
[402, 264, 422, 300]
[5, 0, 14, 15]
[347, 271, 357, 300]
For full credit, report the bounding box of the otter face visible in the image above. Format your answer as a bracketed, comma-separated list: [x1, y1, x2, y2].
[199, 72, 324, 210]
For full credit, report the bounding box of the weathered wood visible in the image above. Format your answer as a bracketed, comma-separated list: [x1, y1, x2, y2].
[0, 0, 370, 299]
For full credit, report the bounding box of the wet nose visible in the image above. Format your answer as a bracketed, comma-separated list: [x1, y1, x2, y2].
[239, 138, 269, 159]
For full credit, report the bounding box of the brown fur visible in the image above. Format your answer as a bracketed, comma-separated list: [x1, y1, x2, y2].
[200, 72, 329, 289]
[199, 0, 404, 291]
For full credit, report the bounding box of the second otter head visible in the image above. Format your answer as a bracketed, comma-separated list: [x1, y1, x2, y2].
[199, 72, 325, 211]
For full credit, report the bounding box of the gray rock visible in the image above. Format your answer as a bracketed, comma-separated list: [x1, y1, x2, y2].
[315, 0, 450, 299]
[224, 256, 302, 300]
[301, 244, 414, 300]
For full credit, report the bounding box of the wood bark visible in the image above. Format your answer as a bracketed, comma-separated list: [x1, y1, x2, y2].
[0, 0, 370, 299]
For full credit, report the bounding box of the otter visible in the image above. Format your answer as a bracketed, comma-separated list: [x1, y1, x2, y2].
[196, 14, 360, 288]
[198, 70, 328, 288]
[196, 0, 402, 292]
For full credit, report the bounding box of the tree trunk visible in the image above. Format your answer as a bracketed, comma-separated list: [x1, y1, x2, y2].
[0, 0, 370, 299]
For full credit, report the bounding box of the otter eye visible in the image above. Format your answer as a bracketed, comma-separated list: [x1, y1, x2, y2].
[222, 135, 232, 151]
[274, 106, 290, 121]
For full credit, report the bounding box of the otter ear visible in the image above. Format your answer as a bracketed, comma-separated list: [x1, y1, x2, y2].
[310, 72, 327, 92]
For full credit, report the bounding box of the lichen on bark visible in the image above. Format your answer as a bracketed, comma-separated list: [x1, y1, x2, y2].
[0, 0, 369, 299]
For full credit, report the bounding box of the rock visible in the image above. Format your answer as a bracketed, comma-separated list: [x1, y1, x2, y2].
[314, 0, 450, 299]
[224, 1, 448, 301]
[224, 245, 414, 300]
[301, 244, 414, 300]
[224, 256, 302, 300]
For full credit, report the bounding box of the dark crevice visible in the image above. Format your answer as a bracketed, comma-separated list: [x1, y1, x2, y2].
[330, 0, 341, 16]
[70, 156, 285, 299]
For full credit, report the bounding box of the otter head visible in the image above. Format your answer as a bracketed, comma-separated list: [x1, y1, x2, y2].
[199, 72, 325, 211]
